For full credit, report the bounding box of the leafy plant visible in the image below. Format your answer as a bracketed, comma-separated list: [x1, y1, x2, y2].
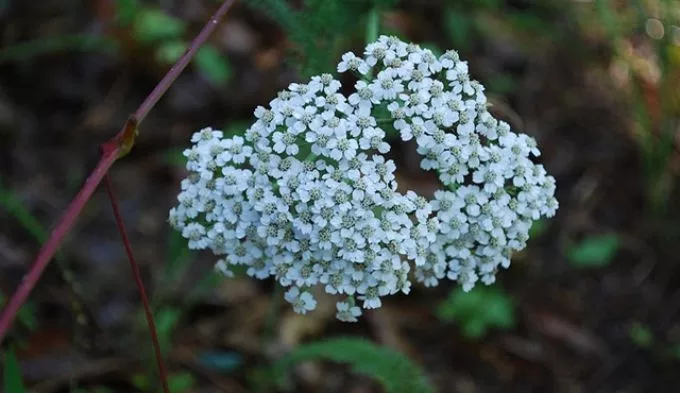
[116, 0, 232, 86]
[244, 0, 397, 76]
[567, 233, 620, 268]
[254, 337, 434, 393]
[437, 286, 516, 339]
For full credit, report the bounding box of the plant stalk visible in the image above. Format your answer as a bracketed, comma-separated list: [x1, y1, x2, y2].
[104, 175, 170, 393]
[0, 0, 237, 346]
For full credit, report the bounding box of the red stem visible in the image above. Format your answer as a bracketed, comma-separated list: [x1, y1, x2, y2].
[0, 148, 120, 342]
[0, 0, 236, 345]
[103, 175, 170, 393]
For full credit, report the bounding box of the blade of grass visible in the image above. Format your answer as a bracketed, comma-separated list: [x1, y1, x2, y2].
[0, 177, 46, 241]
[0, 34, 117, 63]
[3, 347, 27, 393]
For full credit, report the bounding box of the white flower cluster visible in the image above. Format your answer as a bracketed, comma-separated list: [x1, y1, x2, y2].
[169, 35, 558, 321]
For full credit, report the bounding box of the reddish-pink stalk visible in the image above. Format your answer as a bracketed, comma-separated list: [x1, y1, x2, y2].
[103, 175, 169, 393]
[0, 143, 120, 343]
[0, 0, 237, 345]
[134, 0, 236, 121]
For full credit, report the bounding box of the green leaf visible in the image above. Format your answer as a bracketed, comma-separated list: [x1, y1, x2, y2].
[486, 73, 519, 95]
[420, 42, 443, 57]
[164, 228, 193, 285]
[262, 337, 434, 393]
[133, 9, 186, 43]
[629, 322, 653, 348]
[168, 372, 196, 393]
[160, 147, 188, 167]
[155, 40, 187, 64]
[195, 45, 232, 86]
[131, 373, 149, 390]
[116, 0, 139, 25]
[154, 308, 182, 356]
[444, 7, 472, 50]
[222, 120, 251, 138]
[436, 286, 516, 339]
[3, 348, 27, 393]
[0, 178, 50, 242]
[0, 35, 117, 64]
[528, 219, 548, 238]
[668, 343, 680, 360]
[567, 233, 620, 268]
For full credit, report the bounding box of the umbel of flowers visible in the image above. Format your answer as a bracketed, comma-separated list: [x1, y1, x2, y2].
[169, 36, 558, 322]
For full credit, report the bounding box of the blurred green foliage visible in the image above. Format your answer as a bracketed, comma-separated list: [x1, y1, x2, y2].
[626, 321, 680, 363]
[0, 295, 37, 334]
[437, 286, 516, 339]
[117, 0, 232, 86]
[629, 321, 654, 348]
[252, 337, 434, 393]
[132, 370, 196, 393]
[567, 233, 620, 268]
[2, 348, 26, 393]
[0, 178, 40, 338]
[528, 219, 548, 239]
[71, 388, 115, 393]
[0, 177, 50, 246]
[129, 227, 225, 392]
[0, 34, 116, 64]
[132, 8, 186, 43]
[590, 0, 680, 209]
[244, 0, 397, 76]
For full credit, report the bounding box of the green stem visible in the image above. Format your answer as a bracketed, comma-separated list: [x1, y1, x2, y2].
[366, 8, 380, 45]
[263, 284, 284, 347]
[365, 7, 380, 79]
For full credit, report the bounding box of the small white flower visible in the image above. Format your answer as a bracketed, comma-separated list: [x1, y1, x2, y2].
[359, 127, 390, 154]
[284, 287, 317, 314]
[336, 300, 362, 322]
[337, 52, 370, 74]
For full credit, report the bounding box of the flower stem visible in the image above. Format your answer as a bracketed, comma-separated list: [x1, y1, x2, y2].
[366, 8, 380, 46]
[364, 7, 380, 80]
[104, 175, 170, 393]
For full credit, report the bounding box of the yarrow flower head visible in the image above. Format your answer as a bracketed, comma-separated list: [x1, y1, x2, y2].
[169, 36, 558, 321]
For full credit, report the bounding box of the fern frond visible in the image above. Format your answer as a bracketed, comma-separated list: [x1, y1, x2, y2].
[242, 0, 302, 39]
[267, 337, 436, 393]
